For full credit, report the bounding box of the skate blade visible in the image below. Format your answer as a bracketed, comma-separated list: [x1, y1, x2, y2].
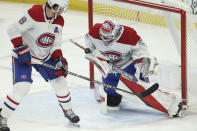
[69, 121, 80, 127]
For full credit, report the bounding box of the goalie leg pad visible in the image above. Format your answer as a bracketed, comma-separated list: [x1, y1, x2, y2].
[120, 77, 168, 114]
[156, 88, 186, 117]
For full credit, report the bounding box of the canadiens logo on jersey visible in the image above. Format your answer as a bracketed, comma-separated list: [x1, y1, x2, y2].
[37, 33, 55, 48]
[104, 51, 122, 63]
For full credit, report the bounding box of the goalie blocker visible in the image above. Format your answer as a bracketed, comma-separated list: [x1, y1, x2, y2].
[85, 49, 185, 117]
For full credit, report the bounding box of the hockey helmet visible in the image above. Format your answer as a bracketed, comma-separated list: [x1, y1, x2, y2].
[99, 18, 122, 45]
[47, 0, 69, 13]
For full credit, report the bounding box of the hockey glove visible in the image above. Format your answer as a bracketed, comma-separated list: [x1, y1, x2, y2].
[134, 56, 158, 78]
[13, 45, 31, 65]
[54, 56, 68, 78]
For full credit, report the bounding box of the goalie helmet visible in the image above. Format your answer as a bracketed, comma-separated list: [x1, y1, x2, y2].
[99, 19, 123, 45]
[47, 0, 69, 13]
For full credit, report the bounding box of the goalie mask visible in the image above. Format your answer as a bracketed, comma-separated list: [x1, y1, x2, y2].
[99, 19, 123, 46]
[47, 0, 69, 18]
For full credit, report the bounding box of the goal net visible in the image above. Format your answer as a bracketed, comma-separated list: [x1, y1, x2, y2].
[88, 0, 197, 108]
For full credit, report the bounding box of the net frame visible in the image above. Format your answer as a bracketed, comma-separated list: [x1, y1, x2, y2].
[88, 0, 187, 105]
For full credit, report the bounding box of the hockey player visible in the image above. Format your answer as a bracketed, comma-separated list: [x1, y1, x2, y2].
[84, 19, 185, 117]
[0, 0, 80, 130]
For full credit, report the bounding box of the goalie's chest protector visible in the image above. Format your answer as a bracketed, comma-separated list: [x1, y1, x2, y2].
[89, 24, 140, 64]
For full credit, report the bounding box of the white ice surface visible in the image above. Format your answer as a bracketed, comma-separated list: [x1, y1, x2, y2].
[0, 2, 197, 131]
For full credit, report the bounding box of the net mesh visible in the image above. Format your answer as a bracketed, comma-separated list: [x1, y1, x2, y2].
[91, 0, 197, 108]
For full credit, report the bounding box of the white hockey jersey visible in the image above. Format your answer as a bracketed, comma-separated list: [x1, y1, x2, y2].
[85, 24, 150, 68]
[7, 5, 64, 61]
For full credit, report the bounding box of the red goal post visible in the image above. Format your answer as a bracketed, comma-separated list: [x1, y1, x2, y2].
[88, 0, 190, 105]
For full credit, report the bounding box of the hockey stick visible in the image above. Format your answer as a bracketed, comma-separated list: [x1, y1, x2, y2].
[31, 58, 136, 96]
[69, 39, 85, 50]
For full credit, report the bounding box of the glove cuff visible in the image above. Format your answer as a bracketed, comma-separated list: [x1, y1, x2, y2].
[11, 36, 23, 48]
[14, 45, 29, 55]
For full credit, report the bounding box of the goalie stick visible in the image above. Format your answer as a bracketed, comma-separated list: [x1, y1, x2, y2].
[31, 58, 159, 98]
[69, 39, 85, 50]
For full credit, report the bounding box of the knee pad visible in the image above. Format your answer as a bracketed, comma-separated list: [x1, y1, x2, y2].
[9, 82, 31, 102]
[50, 77, 71, 110]
[50, 77, 69, 95]
[107, 94, 122, 107]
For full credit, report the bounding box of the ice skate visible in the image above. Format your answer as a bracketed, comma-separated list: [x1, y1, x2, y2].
[0, 109, 10, 131]
[63, 109, 80, 127]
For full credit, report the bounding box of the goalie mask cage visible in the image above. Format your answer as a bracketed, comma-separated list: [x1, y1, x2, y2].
[88, 0, 197, 107]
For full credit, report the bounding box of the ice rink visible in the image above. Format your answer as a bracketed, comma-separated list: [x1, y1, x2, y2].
[0, 1, 197, 131]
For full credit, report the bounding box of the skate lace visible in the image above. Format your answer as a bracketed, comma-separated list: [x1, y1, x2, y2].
[65, 109, 76, 118]
[0, 116, 8, 128]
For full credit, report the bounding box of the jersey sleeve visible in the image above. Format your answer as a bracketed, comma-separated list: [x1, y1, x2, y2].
[85, 24, 101, 51]
[131, 39, 150, 61]
[50, 15, 65, 60]
[85, 33, 96, 51]
[7, 12, 34, 48]
[50, 26, 64, 60]
[120, 26, 150, 61]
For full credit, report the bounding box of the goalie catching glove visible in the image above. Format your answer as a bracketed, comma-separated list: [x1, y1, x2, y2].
[85, 49, 112, 78]
[133, 56, 158, 78]
[54, 56, 68, 78]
